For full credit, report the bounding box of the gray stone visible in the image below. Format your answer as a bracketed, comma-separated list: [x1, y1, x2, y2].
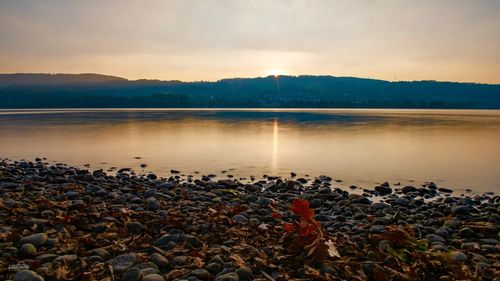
[154, 234, 180, 246]
[142, 274, 165, 281]
[20, 233, 48, 248]
[206, 262, 223, 274]
[20, 243, 37, 256]
[375, 185, 392, 194]
[309, 199, 323, 208]
[451, 205, 470, 215]
[236, 267, 253, 280]
[215, 272, 239, 281]
[127, 222, 145, 234]
[459, 227, 475, 238]
[122, 267, 141, 281]
[146, 197, 161, 210]
[425, 234, 446, 243]
[172, 255, 188, 266]
[450, 251, 468, 262]
[190, 268, 211, 279]
[232, 214, 247, 223]
[111, 254, 137, 273]
[149, 253, 169, 271]
[13, 270, 44, 281]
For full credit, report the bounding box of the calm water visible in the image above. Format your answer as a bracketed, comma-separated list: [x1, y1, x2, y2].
[1, 109, 499, 193]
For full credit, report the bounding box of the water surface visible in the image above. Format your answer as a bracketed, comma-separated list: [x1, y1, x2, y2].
[1, 109, 499, 193]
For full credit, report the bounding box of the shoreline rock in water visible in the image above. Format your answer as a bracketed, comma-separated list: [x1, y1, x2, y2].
[0, 159, 498, 280]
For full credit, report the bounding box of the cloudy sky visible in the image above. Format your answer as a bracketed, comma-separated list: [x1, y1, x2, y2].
[0, 0, 499, 83]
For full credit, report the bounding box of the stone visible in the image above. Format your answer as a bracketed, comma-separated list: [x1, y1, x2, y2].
[215, 272, 239, 281]
[122, 267, 141, 281]
[149, 253, 169, 271]
[142, 274, 165, 281]
[375, 185, 392, 194]
[13, 270, 45, 281]
[236, 267, 253, 280]
[232, 214, 247, 223]
[146, 197, 161, 210]
[401, 186, 417, 193]
[185, 234, 202, 248]
[20, 233, 48, 248]
[154, 234, 180, 246]
[111, 253, 137, 273]
[206, 262, 223, 274]
[309, 199, 323, 208]
[20, 243, 37, 256]
[191, 268, 211, 279]
[459, 227, 475, 238]
[425, 234, 446, 243]
[127, 222, 145, 234]
[451, 205, 470, 216]
[450, 251, 468, 262]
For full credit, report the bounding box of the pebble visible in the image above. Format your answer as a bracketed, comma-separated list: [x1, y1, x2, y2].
[215, 272, 240, 281]
[149, 253, 169, 271]
[20, 243, 37, 256]
[450, 251, 468, 262]
[111, 253, 137, 273]
[20, 233, 48, 248]
[13, 270, 45, 281]
[122, 267, 141, 281]
[458, 227, 475, 238]
[142, 274, 165, 281]
[235, 267, 253, 280]
[190, 268, 211, 280]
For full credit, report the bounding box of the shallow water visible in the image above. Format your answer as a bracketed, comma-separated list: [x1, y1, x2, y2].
[0, 108, 499, 193]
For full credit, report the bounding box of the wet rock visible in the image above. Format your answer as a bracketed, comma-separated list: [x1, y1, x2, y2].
[375, 185, 392, 194]
[451, 205, 470, 215]
[401, 186, 417, 193]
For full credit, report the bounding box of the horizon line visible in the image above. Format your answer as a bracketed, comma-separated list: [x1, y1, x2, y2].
[1, 72, 499, 86]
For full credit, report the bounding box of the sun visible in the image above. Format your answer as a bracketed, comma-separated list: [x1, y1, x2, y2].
[266, 69, 287, 77]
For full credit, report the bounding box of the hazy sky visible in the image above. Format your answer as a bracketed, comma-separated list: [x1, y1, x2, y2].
[1, 0, 499, 83]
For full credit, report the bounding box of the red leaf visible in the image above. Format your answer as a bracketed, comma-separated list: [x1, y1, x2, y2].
[283, 223, 297, 233]
[291, 199, 315, 221]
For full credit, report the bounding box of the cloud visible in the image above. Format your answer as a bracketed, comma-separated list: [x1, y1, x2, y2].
[0, 0, 499, 83]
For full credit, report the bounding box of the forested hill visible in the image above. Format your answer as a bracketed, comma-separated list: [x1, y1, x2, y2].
[0, 73, 499, 108]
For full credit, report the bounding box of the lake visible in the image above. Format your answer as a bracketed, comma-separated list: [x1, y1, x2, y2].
[1, 109, 499, 194]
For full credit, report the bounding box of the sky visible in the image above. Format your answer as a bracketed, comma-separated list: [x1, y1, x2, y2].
[0, 0, 499, 83]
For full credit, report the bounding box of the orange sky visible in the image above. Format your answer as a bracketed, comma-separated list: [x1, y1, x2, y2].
[1, 0, 499, 83]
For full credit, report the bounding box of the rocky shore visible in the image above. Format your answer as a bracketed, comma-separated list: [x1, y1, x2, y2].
[0, 159, 498, 281]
